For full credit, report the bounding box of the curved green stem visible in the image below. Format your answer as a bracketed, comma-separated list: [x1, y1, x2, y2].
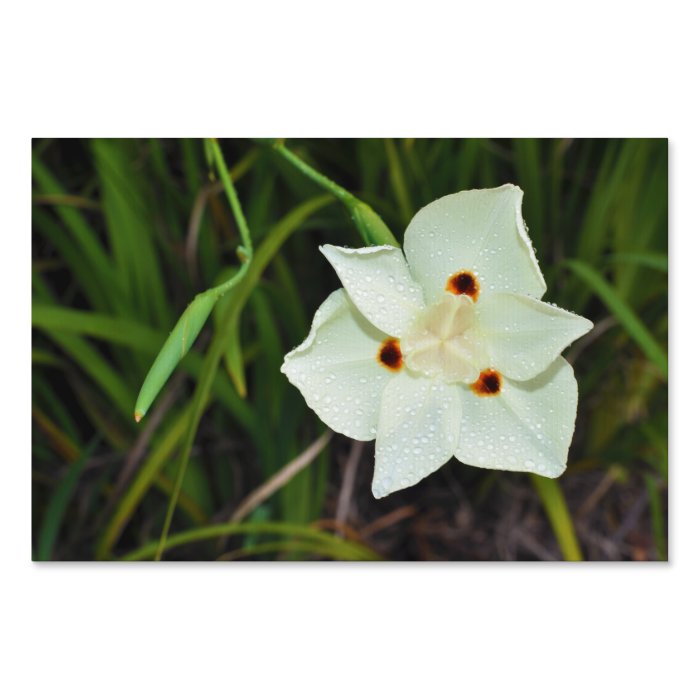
[272, 141, 399, 248]
[133, 141, 255, 422]
[124, 522, 381, 561]
[274, 141, 354, 204]
[209, 138, 252, 259]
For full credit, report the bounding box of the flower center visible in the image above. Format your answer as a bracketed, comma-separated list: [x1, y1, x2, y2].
[402, 294, 481, 383]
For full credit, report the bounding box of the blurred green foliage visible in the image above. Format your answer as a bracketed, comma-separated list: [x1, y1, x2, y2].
[32, 138, 668, 561]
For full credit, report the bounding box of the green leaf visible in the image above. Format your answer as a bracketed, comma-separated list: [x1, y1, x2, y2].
[384, 138, 413, 226]
[643, 474, 667, 561]
[513, 139, 544, 251]
[606, 252, 668, 273]
[91, 138, 170, 327]
[32, 303, 256, 432]
[36, 437, 100, 561]
[32, 154, 119, 304]
[564, 259, 668, 379]
[45, 331, 134, 418]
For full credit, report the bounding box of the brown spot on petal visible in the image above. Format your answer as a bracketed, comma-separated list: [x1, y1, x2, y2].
[446, 270, 479, 301]
[377, 338, 403, 371]
[471, 369, 502, 396]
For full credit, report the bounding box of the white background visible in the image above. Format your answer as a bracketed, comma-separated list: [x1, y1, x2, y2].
[4, 1, 695, 698]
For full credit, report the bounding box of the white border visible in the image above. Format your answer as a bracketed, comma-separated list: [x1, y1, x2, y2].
[6, 2, 695, 698]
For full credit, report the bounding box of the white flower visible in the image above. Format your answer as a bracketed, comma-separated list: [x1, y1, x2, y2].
[281, 185, 593, 498]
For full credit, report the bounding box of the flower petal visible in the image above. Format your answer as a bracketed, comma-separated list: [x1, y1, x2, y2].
[403, 185, 546, 303]
[281, 289, 393, 441]
[475, 293, 593, 381]
[372, 374, 461, 498]
[455, 357, 577, 478]
[320, 244, 425, 337]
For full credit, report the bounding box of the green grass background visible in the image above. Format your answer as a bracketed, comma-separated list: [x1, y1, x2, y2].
[31, 138, 668, 561]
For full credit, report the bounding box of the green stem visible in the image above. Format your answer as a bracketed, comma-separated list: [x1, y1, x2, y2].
[154, 142, 254, 560]
[209, 260, 250, 298]
[154, 327, 228, 561]
[209, 138, 252, 259]
[531, 474, 583, 561]
[133, 142, 255, 422]
[272, 141, 399, 248]
[274, 141, 355, 205]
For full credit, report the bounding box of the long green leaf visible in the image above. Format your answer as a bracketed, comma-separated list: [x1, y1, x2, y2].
[44, 331, 134, 418]
[564, 259, 668, 378]
[92, 138, 170, 327]
[643, 474, 667, 561]
[32, 304, 256, 432]
[606, 252, 668, 273]
[36, 437, 100, 561]
[32, 154, 122, 312]
[384, 138, 413, 226]
[513, 139, 544, 251]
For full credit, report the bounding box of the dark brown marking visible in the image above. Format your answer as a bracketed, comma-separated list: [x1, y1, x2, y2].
[471, 369, 502, 396]
[377, 338, 403, 371]
[446, 270, 480, 301]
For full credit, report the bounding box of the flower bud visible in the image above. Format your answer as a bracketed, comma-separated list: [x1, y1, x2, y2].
[348, 200, 399, 248]
[134, 292, 217, 421]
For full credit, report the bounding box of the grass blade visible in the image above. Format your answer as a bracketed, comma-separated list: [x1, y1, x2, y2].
[32, 154, 118, 297]
[606, 252, 668, 273]
[564, 259, 668, 379]
[36, 437, 100, 561]
[43, 331, 134, 418]
[91, 138, 170, 327]
[384, 138, 413, 226]
[644, 474, 667, 561]
[218, 539, 370, 561]
[32, 303, 256, 431]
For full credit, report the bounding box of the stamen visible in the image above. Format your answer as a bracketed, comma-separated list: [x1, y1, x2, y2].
[377, 338, 403, 371]
[471, 369, 502, 396]
[446, 270, 479, 301]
